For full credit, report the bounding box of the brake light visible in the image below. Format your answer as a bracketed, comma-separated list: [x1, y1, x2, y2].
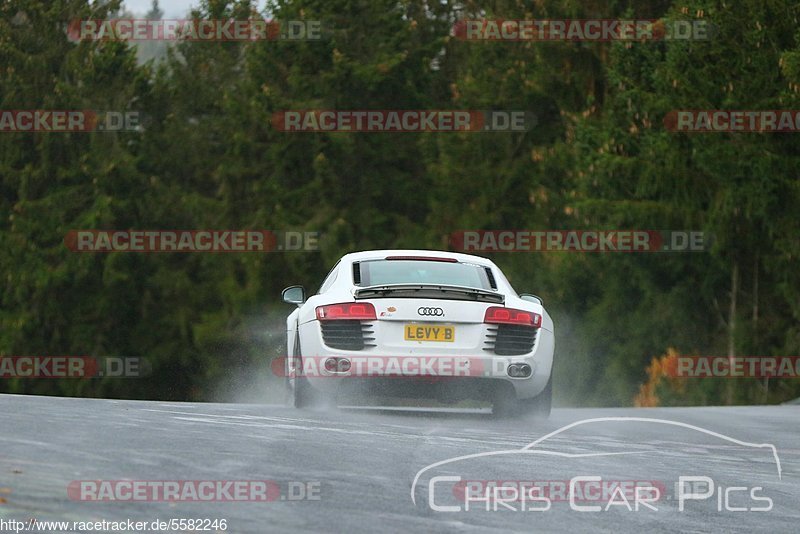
[384, 256, 458, 262]
[316, 302, 377, 321]
[484, 306, 542, 328]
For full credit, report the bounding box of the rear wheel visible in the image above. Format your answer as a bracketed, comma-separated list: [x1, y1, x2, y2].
[520, 375, 552, 419]
[491, 383, 517, 418]
[492, 375, 552, 419]
[290, 372, 316, 409]
[286, 331, 314, 408]
[285, 330, 335, 409]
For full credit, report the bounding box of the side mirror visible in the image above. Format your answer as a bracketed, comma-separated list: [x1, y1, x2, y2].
[520, 293, 543, 306]
[282, 285, 305, 305]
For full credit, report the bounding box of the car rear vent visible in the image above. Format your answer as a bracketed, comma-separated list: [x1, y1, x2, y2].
[352, 262, 361, 285]
[484, 267, 497, 289]
[483, 324, 537, 356]
[321, 320, 375, 351]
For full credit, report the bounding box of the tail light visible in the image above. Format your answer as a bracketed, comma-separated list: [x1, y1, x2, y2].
[484, 306, 542, 328]
[316, 302, 377, 321]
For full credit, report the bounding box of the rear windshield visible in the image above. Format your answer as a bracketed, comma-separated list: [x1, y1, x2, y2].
[355, 259, 493, 289]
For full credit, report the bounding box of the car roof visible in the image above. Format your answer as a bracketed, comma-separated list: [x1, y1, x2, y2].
[339, 249, 496, 266]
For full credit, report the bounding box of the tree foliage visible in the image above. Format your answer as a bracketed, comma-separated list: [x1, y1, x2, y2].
[1, 0, 798, 405]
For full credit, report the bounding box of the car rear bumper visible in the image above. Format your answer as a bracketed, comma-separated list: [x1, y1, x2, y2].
[294, 322, 554, 401]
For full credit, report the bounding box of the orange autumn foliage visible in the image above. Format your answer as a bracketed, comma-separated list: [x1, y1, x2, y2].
[634, 348, 686, 407]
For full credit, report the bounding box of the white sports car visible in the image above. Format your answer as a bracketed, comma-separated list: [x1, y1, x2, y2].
[281, 250, 554, 417]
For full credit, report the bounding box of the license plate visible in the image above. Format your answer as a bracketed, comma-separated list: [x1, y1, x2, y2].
[404, 324, 455, 342]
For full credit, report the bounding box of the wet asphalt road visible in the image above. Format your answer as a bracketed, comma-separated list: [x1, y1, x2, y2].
[1, 394, 798, 533]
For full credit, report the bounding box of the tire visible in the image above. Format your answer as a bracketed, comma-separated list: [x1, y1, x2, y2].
[286, 330, 313, 409]
[285, 329, 334, 409]
[491, 383, 517, 418]
[291, 373, 315, 409]
[523, 375, 552, 419]
[492, 375, 552, 419]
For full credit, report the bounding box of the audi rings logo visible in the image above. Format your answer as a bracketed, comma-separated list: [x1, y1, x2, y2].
[417, 307, 444, 317]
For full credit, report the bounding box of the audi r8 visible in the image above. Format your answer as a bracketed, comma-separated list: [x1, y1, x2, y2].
[281, 250, 555, 417]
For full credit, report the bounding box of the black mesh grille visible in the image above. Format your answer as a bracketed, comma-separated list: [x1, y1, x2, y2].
[320, 320, 375, 351]
[483, 324, 537, 356]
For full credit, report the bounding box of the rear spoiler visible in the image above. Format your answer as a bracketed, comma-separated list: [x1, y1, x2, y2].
[354, 284, 505, 304]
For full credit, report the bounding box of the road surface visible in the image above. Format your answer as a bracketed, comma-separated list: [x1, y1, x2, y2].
[1, 394, 798, 533]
